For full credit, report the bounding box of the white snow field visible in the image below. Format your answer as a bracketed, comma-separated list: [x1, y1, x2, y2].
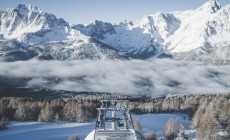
[0, 113, 191, 140]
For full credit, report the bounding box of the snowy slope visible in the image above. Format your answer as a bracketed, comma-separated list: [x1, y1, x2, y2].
[0, 4, 73, 44]
[75, 19, 165, 59]
[0, 114, 191, 140]
[75, 0, 230, 63]
[74, 11, 181, 58]
[0, 39, 129, 61]
[136, 12, 180, 44]
[0, 4, 129, 61]
[0, 1, 229, 62]
[166, 0, 223, 53]
[165, 0, 230, 64]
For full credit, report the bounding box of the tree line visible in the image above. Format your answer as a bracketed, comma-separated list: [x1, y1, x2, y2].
[0, 93, 229, 139]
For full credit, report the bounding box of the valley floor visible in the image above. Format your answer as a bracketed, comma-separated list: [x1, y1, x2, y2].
[0, 113, 192, 140]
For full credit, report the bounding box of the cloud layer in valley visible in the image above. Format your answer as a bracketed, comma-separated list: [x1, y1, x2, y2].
[0, 59, 230, 96]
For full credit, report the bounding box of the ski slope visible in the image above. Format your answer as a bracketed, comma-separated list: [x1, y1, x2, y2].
[0, 113, 191, 140]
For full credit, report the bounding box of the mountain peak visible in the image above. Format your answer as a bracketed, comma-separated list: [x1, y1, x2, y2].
[15, 4, 43, 14]
[119, 19, 133, 26]
[199, 0, 221, 13]
[90, 20, 108, 25]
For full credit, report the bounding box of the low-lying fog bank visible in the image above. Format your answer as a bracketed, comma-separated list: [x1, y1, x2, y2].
[0, 59, 230, 96]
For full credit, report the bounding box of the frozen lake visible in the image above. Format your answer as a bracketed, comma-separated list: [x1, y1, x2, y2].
[0, 113, 190, 140]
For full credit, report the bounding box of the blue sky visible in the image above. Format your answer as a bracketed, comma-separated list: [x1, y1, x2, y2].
[0, 0, 229, 24]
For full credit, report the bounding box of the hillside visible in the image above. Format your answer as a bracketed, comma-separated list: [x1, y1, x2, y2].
[0, 1, 229, 63]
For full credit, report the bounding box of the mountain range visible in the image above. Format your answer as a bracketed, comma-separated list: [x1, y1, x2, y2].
[0, 0, 230, 64]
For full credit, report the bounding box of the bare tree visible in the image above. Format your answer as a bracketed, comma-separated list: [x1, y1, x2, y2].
[175, 125, 188, 140]
[145, 131, 156, 140]
[197, 116, 219, 140]
[164, 118, 182, 140]
[134, 120, 142, 134]
[226, 125, 230, 140]
[0, 117, 6, 130]
[68, 135, 80, 140]
[196, 102, 220, 140]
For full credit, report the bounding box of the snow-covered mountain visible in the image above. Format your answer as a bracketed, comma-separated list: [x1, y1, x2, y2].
[0, 1, 230, 63]
[74, 20, 164, 59]
[0, 39, 129, 61]
[0, 4, 129, 61]
[0, 4, 73, 44]
[75, 0, 230, 64]
[166, 0, 230, 64]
